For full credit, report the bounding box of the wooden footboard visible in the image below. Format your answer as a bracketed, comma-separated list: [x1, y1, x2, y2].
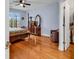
[9, 30, 30, 43]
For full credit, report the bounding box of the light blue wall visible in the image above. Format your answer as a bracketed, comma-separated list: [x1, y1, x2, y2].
[9, 3, 59, 36]
[29, 3, 59, 36]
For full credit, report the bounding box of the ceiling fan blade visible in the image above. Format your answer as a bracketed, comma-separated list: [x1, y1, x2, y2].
[24, 3, 31, 6]
[23, 5, 26, 8]
[13, 0, 23, 3]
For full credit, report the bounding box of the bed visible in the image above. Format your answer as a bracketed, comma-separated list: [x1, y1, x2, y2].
[9, 27, 30, 43]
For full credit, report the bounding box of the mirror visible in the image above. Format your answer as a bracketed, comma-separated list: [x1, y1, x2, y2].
[35, 15, 41, 27]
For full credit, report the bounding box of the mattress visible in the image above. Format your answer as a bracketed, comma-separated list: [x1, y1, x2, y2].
[9, 27, 28, 37]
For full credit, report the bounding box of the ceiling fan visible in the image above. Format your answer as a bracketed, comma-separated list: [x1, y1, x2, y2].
[14, 0, 31, 8]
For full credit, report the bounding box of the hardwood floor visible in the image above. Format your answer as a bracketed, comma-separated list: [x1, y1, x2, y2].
[10, 35, 74, 59]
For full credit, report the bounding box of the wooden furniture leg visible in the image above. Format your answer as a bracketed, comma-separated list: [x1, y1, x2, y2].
[34, 36, 37, 45]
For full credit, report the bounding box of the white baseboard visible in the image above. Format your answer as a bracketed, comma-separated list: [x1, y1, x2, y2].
[41, 34, 50, 37]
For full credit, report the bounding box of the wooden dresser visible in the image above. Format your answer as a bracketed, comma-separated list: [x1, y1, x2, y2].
[50, 30, 59, 43]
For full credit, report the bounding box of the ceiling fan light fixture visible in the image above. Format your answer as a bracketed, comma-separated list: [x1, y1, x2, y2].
[22, 0, 25, 3]
[20, 4, 23, 7]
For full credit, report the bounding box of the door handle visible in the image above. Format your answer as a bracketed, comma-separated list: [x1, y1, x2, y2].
[63, 24, 65, 26]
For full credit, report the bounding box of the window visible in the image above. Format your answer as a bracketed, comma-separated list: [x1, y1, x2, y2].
[9, 12, 21, 28]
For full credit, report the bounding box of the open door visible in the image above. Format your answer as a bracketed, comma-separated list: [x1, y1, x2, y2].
[64, 1, 70, 50]
[59, 1, 70, 51]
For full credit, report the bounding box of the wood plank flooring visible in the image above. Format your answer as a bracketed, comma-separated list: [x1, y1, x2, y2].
[10, 35, 74, 59]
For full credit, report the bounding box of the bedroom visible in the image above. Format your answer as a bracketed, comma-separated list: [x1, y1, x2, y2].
[6, 0, 74, 59]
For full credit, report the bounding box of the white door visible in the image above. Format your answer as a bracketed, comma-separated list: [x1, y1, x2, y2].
[64, 1, 70, 50]
[59, 0, 70, 51]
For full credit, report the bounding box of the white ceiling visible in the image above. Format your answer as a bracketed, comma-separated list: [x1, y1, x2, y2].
[9, 0, 60, 11]
[10, 0, 59, 4]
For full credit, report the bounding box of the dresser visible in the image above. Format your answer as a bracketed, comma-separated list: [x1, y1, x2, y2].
[50, 30, 59, 43]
